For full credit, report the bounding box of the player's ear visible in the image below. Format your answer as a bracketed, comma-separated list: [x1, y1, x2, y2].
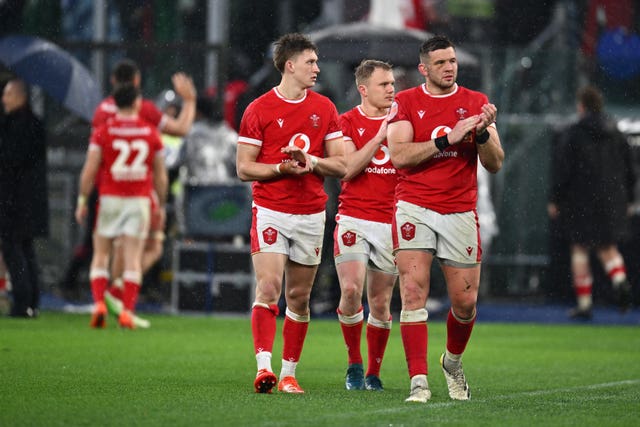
[285, 59, 295, 74]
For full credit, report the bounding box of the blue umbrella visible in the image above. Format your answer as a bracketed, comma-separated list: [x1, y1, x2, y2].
[0, 35, 102, 122]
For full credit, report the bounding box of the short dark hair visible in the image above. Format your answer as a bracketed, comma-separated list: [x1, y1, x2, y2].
[420, 35, 455, 62]
[196, 95, 223, 122]
[272, 33, 317, 74]
[112, 83, 140, 109]
[112, 59, 140, 84]
[354, 59, 393, 86]
[577, 85, 604, 113]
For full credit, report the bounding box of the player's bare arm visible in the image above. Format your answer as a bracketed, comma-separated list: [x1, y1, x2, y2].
[314, 136, 347, 178]
[235, 142, 306, 181]
[388, 116, 478, 169]
[161, 73, 197, 137]
[281, 136, 346, 178]
[343, 120, 387, 181]
[475, 103, 504, 173]
[75, 147, 101, 224]
[152, 154, 169, 230]
[280, 145, 316, 175]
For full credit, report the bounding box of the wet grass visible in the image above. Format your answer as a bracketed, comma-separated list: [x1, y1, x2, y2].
[1, 312, 639, 426]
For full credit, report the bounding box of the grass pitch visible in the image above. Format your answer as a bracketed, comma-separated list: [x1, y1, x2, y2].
[1, 312, 638, 426]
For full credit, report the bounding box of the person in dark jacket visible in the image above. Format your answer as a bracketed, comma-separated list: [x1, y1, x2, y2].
[0, 78, 48, 318]
[548, 85, 635, 319]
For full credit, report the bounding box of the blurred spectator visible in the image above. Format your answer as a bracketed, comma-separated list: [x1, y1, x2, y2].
[175, 95, 239, 237]
[581, 0, 636, 59]
[155, 90, 185, 198]
[179, 96, 238, 186]
[0, 78, 49, 318]
[548, 85, 635, 319]
[579, 0, 640, 92]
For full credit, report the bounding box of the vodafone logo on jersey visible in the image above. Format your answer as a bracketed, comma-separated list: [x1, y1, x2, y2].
[288, 133, 311, 152]
[365, 145, 396, 174]
[371, 145, 391, 166]
[430, 125, 451, 140]
[262, 227, 278, 245]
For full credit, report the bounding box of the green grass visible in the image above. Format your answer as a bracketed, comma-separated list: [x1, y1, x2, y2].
[1, 312, 639, 426]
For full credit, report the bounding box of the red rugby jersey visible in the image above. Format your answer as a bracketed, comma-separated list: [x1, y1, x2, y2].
[92, 96, 165, 130]
[90, 115, 164, 198]
[338, 106, 398, 223]
[389, 84, 489, 214]
[238, 88, 343, 214]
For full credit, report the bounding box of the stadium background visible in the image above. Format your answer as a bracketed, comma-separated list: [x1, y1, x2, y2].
[1, 0, 639, 314]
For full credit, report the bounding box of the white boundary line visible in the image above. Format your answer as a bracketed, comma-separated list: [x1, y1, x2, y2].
[259, 379, 640, 425]
[368, 379, 640, 416]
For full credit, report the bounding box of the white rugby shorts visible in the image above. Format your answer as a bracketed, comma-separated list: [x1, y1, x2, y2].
[251, 203, 325, 266]
[393, 200, 481, 266]
[334, 214, 397, 274]
[95, 195, 151, 239]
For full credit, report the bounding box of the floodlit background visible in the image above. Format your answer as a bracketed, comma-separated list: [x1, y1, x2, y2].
[1, 0, 639, 316]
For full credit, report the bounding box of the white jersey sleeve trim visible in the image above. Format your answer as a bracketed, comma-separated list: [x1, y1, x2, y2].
[324, 130, 343, 141]
[238, 136, 262, 147]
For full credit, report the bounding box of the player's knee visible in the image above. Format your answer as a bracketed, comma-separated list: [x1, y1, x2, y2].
[368, 293, 391, 315]
[400, 282, 427, 308]
[256, 280, 280, 302]
[450, 299, 476, 320]
[91, 254, 110, 270]
[340, 281, 362, 304]
[284, 285, 312, 306]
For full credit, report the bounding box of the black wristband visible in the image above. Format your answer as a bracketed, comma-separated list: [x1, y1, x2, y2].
[476, 130, 490, 144]
[434, 135, 450, 152]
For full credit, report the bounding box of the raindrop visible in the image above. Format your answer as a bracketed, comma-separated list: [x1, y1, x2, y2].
[520, 56, 533, 69]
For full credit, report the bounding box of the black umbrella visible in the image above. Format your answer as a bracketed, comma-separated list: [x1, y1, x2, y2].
[308, 22, 478, 67]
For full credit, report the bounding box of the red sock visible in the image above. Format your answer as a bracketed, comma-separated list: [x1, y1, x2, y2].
[90, 276, 108, 304]
[251, 304, 278, 354]
[366, 322, 391, 377]
[446, 309, 476, 355]
[400, 321, 428, 377]
[338, 308, 363, 365]
[122, 280, 140, 311]
[282, 313, 309, 363]
[605, 259, 627, 284]
[108, 284, 123, 300]
[573, 273, 593, 298]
